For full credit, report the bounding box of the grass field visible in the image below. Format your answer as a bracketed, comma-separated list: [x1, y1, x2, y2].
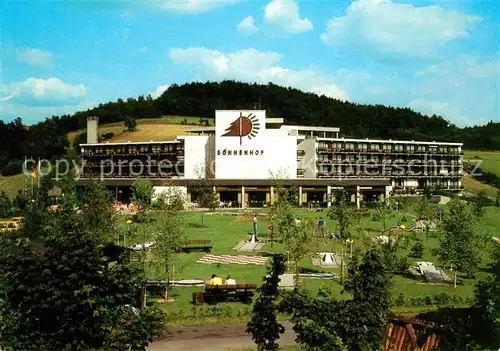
[0, 174, 25, 199]
[464, 150, 500, 177]
[67, 116, 214, 144]
[116, 204, 500, 326]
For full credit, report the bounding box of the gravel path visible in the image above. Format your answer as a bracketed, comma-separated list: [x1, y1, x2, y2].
[148, 322, 296, 350]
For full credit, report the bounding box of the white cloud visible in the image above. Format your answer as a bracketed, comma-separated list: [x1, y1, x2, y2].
[16, 48, 54, 69]
[150, 84, 171, 99]
[416, 55, 499, 78]
[405, 55, 499, 126]
[237, 16, 258, 34]
[320, 0, 482, 57]
[264, 0, 313, 34]
[0, 101, 97, 125]
[2, 78, 87, 106]
[168, 47, 348, 100]
[408, 99, 479, 126]
[161, 0, 238, 14]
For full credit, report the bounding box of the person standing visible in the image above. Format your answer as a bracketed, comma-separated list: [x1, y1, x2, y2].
[317, 217, 326, 237]
[253, 214, 258, 241]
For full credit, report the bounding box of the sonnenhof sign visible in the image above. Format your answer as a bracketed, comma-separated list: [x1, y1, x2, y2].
[214, 110, 297, 179]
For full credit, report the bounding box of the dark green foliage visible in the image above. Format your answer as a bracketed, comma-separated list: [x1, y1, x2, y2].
[12, 189, 28, 213]
[473, 246, 500, 346]
[124, 116, 137, 132]
[190, 178, 218, 210]
[470, 190, 491, 217]
[101, 132, 115, 140]
[280, 249, 391, 351]
[247, 254, 286, 350]
[496, 189, 500, 207]
[1, 158, 23, 176]
[409, 239, 424, 258]
[132, 179, 154, 208]
[72, 132, 87, 150]
[0, 178, 164, 350]
[411, 248, 499, 350]
[437, 197, 486, 279]
[0, 190, 11, 218]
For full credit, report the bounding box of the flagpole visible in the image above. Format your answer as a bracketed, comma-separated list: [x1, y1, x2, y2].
[37, 158, 41, 189]
[24, 156, 27, 193]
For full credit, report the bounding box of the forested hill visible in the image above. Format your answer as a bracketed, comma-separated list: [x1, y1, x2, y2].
[0, 81, 499, 175]
[59, 81, 499, 147]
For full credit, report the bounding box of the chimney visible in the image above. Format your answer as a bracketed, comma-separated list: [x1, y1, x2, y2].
[87, 116, 98, 144]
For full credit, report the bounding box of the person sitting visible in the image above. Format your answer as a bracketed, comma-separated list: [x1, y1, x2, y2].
[209, 274, 222, 286]
[225, 275, 236, 285]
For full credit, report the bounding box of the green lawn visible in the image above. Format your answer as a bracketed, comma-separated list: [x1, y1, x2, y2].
[116, 204, 500, 325]
[464, 150, 500, 177]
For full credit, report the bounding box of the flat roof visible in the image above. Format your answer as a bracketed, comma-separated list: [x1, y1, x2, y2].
[316, 137, 462, 146]
[184, 127, 215, 133]
[283, 125, 341, 132]
[266, 118, 284, 124]
[80, 140, 180, 147]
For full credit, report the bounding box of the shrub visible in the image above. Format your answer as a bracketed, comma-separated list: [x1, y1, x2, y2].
[2, 159, 23, 176]
[409, 240, 424, 258]
[101, 132, 115, 140]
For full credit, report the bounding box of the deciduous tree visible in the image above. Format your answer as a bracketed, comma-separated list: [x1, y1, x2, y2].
[437, 197, 487, 286]
[328, 189, 357, 283]
[270, 186, 314, 283]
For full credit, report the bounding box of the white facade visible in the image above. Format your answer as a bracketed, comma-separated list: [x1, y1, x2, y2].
[214, 110, 297, 179]
[179, 135, 216, 178]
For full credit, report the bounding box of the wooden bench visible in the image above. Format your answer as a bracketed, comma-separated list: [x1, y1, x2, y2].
[180, 240, 213, 253]
[201, 284, 257, 304]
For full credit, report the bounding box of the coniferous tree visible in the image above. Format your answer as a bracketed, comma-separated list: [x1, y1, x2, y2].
[247, 254, 286, 351]
[0, 178, 164, 350]
[280, 249, 391, 351]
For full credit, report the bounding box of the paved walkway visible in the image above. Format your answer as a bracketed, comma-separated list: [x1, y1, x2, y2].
[148, 322, 296, 351]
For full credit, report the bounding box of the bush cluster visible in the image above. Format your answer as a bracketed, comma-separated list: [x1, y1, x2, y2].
[165, 305, 252, 321]
[391, 292, 474, 308]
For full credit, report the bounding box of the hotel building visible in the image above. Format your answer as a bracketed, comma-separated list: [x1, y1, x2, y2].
[78, 110, 463, 207]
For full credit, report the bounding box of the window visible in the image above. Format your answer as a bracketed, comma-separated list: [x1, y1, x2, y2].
[406, 145, 415, 153]
[371, 143, 380, 151]
[394, 144, 404, 152]
[383, 144, 392, 152]
[417, 145, 426, 153]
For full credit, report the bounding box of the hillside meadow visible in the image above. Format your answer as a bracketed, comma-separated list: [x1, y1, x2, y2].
[67, 116, 214, 144]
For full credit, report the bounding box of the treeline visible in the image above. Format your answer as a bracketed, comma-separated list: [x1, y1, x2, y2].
[1, 81, 499, 175]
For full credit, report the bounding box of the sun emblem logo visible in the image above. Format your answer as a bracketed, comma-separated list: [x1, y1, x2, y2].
[222, 112, 260, 145]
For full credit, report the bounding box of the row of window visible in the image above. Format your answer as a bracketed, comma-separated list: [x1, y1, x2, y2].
[318, 142, 460, 154]
[393, 180, 460, 188]
[81, 143, 184, 156]
[317, 166, 461, 175]
[317, 155, 462, 164]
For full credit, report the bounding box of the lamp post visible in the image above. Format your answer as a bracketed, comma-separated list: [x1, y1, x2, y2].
[346, 238, 354, 258]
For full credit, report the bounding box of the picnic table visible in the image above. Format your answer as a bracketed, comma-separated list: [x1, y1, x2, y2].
[196, 284, 257, 305]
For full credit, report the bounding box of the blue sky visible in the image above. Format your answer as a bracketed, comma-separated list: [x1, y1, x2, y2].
[1, 0, 499, 127]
